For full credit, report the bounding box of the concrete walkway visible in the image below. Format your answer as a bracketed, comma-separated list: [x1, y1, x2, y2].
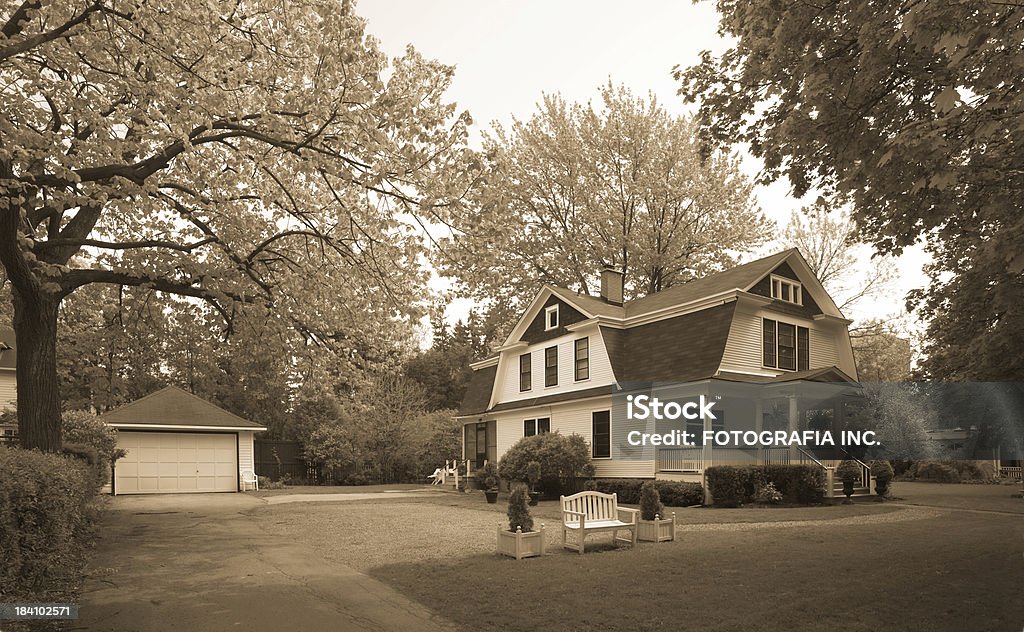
[78, 494, 452, 632]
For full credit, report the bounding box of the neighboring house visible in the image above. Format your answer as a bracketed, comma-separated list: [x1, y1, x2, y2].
[456, 249, 861, 482]
[0, 327, 16, 444]
[99, 386, 267, 494]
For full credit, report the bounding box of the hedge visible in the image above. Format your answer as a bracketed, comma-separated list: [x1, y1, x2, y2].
[0, 446, 100, 600]
[592, 479, 704, 507]
[705, 465, 825, 507]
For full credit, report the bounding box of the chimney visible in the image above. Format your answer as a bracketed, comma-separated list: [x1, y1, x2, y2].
[600, 267, 624, 305]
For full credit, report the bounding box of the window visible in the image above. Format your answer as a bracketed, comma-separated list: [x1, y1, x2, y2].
[592, 411, 611, 458]
[464, 421, 496, 469]
[524, 417, 551, 437]
[574, 337, 589, 381]
[763, 319, 810, 371]
[771, 275, 802, 304]
[519, 353, 532, 392]
[544, 304, 559, 330]
[686, 410, 725, 442]
[545, 346, 558, 387]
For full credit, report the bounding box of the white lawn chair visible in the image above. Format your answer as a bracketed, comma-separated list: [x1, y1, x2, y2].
[241, 470, 259, 491]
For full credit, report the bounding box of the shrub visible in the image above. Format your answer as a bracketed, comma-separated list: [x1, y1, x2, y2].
[909, 461, 961, 483]
[476, 461, 499, 490]
[705, 466, 748, 507]
[525, 461, 542, 491]
[583, 479, 598, 491]
[653, 481, 704, 507]
[592, 479, 704, 506]
[836, 459, 863, 484]
[871, 460, 895, 496]
[63, 410, 126, 490]
[706, 465, 826, 506]
[506, 483, 534, 532]
[498, 433, 591, 496]
[754, 481, 783, 504]
[639, 481, 664, 520]
[0, 446, 99, 600]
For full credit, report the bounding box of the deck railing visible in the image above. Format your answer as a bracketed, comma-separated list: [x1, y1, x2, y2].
[656, 447, 705, 472]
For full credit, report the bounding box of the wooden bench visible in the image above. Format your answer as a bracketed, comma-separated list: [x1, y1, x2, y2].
[560, 490, 639, 554]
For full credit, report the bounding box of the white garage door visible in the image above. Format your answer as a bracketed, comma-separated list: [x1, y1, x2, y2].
[115, 432, 238, 494]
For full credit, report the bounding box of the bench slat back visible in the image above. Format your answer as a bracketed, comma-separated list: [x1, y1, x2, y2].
[561, 491, 618, 521]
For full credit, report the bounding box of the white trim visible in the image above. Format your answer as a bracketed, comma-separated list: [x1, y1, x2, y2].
[769, 274, 803, 305]
[107, 423, 267, 432]
[470, 356, 499, 370]
[544, 304, 560, 330]
[502, 286, 598, 348]
[565, 318, 599, 332]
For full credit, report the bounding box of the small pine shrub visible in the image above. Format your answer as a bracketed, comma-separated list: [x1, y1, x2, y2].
[507, 483, 534, 532]
[639, 481, 664, 520]
[836, 459, 863, 483]
[583, 479, 598, 491]
[871, 460, 895, 496]
[476, 461, 499, 490]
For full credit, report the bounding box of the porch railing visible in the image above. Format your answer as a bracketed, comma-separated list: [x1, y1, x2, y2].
[839, 448, 872, 489]
[657, 447, 705, 472]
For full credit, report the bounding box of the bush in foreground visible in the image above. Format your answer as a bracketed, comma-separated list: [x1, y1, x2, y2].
[0, 446, 100, 600]
[498, 433, 591, 496]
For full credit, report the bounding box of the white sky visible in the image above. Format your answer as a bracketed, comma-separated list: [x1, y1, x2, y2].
[358, 0, 929, 337]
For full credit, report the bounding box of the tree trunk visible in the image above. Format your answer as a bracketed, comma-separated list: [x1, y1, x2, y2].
[13, 288, 62, 452]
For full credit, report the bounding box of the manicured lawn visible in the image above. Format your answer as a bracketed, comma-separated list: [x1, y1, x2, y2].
[248, 488, 1022, 631]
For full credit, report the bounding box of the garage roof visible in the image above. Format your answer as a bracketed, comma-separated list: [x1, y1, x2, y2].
[99, 386, 267, 431]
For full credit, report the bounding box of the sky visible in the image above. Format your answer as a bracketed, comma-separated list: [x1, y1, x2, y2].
[357, 0, 929, 337]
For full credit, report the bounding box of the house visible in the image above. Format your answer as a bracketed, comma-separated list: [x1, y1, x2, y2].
[99, 386, 266, 494]
[456, 249, 862, 484]
[0, 327, 16, 443]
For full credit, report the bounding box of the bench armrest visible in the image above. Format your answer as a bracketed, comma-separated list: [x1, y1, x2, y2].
[617, 507, 640, 523]
[563, 510, 586, 518]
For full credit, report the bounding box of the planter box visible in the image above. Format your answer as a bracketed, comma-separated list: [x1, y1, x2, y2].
[496, 525, 545, 560]
[637, 513, 676, 543]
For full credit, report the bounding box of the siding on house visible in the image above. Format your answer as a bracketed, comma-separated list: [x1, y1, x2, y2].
[719, 304, 846, 376]
[0, 372, 15, 410]
[238, 430, 256, 474]
[494, 323, 615, 405]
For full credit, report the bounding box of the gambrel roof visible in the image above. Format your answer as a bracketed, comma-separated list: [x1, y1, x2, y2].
[459, 249, 851, 417]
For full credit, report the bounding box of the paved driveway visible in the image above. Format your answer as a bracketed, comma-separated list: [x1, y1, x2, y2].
[78, 494, 452, 632]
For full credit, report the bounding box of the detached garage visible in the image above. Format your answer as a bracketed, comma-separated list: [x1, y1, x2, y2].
[100, 386, 267, 495]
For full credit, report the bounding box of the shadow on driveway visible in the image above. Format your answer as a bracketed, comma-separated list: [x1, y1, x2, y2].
[78, 493, 452, 632]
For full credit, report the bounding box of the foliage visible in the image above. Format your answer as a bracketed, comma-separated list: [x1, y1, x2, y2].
[506, 483, 534, 533]
[677, 1, 1024, 381]
[592, 479, 703, 507]
[476, 461, 499, 490]
[525, 461, 542, 490]
[706, 465, 825, 507]
[0, 446, 99, 600]
[438, 82, 767, 320]
[583, 479, 599, 492]
[497, 433, 591, 496]
[847, 384, 938, 461]
[753, 481, 783, 505]
[404, 315, 499, 411]
[62, 410, 125, 488]
[851, 322, 914, 383]
[639, 481, 664, 521]
[871, 460, 895, 497]
[907, 461, 961, 484]
[0, 0, 477, 450]
[836, 459, 863, 484]
[783, 202, 895, 315]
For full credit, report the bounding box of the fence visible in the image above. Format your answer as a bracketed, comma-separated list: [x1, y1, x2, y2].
[254, 439, 318, 483]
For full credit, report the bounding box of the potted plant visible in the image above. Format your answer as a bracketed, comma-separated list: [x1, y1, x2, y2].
[871, 459, 895, 498]
[478, 462, 499, 503]
[525, 460, 541, 506]
[496, 483, 545, 559]
[636, 481, 676, 542]
[836, 459, 862, 504]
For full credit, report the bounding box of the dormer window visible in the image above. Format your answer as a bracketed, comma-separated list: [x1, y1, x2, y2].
[771, 275, 802, 305]
[544, 304, 560, 330]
